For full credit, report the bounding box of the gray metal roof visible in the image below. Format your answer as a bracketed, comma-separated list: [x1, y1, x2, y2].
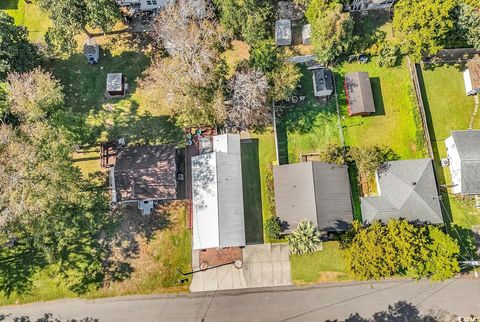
[273, 162, 353, 232]
[345, 72, 375, 115]
[275, 19, 292, 46]
[451, 130, 480, 194]
[361, 159, 443, 224]
[107, 73, 123, 92]
[114, 144, 177, 202]
[312, 68, 334, 97]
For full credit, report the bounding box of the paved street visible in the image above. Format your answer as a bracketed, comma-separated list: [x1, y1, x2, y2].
[1, 278, 480, 321]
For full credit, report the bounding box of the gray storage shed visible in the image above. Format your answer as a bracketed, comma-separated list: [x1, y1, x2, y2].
[345, 72, 376, 116]
[275, 19, 292, 46]
[106, 73, 126, 97]
[312, 68, 334, 97]
[273, 161, 353, 233]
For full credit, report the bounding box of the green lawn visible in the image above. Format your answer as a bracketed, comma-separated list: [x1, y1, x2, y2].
[290, 241, 349, 285]
[418, 64, 480, 234]
[336, 58, 427, 160]
[241, 138, 264, 244]
[1, 0, 51, 42]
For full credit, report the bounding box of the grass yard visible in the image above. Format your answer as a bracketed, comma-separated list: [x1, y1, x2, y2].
[1, 0, 51, 42]
[418, 64, 480, 233]
[290, 241, 349, 285]
[241, 138, 264, 244]
[336, 58, 427, 160]
[277, 66, 341, 164]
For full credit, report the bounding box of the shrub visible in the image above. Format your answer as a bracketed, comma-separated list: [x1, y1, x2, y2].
[377, 42, 402, 67]
[265, 216, 283, 240]
[288, 220, 322, 254]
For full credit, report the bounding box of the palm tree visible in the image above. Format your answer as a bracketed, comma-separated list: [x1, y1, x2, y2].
[287, 220, 322, 254]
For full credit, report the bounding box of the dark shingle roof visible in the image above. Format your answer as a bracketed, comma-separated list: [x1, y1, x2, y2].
[345, 72, 375, 115]
[114, 144, 177, 202]
[451, 130, 480, 194]
[361, 159, 443, 224]
[273, 162, 353, 232]
[313, 68, 334, 97]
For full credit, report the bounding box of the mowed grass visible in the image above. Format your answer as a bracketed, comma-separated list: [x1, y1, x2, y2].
[1, 0, 51, 42]
[241, 138, 264, 244]
[418, 64, 480, 230]
[290, 241, 349, 285]
[336, 58, 427, 160]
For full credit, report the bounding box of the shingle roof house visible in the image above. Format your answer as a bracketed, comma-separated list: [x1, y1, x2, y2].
[275, 19, 292, 46]
[361, 159, 443, 224]
[111, 144, 177, 204]
[312, 68, 334, 98]
[192, 134, 245, 250]
[273, 162, 353, 233]
[344, 72, 376, 116]
[446, 130, 480, 195]
[463, 56, 480, 96]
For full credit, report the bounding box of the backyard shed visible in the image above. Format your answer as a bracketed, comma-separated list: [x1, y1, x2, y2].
[110, 144, 178, 213]
[361, 159, 443, 224]
[446, 130, 480, 195]
[275, 19, 292, 46]
[83, 38, 99, 64]
[192, 134, 245, 250]
[463, 57, 480, 96]
[302, 24, 311, 45]
[273, 161, 353, 234]
[344, 72, 376, 116]
[312, 68, 334, 97]
[106, 73, 126, 97]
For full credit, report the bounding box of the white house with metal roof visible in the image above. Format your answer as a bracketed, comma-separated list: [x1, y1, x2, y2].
[191, 134, 245, 250]
[446, 130, 480, 195]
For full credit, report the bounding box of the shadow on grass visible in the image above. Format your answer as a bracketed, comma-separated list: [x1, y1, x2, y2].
[369, 77, 385, 116]
[0, 0, 19, 9]
[351, 10, 390, 53]
[241, 139, 264, 244]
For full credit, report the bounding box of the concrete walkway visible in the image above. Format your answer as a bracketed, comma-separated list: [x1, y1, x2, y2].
[190, 244, 292, 292]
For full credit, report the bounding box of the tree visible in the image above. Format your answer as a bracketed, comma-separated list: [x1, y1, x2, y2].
[38, 0, 120, 54]
[269, 62, 302, 101]
[226, 68, 270, 132]
[287, 220, 322, 255]
[265, 216, 283, 240]
[458, 2, 480, 50]
[424, 226, 460, 281]
[393, 0, 456, 61]
[0, 12, 39, 79]
[306, 0, 354, 63]
[249, 39, 278, 73]
[319, 143, 346, 165]
[377, 41, 402, 67]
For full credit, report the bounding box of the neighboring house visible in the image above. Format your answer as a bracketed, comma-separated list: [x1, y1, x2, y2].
[445, 130, 480, 195]
[106, 73, 127, 97]
[302, 24, 311, 45]
[347, 0, 396, 11]
[344, 72, 376, 116]
[115, 0, 168, 12]
[83, 38, 99, 64]
[311, 67, 334, 98]
[110, 144, 178, 215]
[463, 57, 480, 96]
[361, 159, 444, 224]
[275, 19, 292, 46]
[273, 162, 353, 234]
[192, 134, 245, 250]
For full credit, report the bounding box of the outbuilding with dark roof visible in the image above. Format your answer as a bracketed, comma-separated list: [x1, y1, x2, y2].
[344, 72, 376, 116]
[273, 161, 353, 233]
[312, 68, 334, 98]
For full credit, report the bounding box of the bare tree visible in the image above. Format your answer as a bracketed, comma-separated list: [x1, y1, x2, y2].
[226, 68, 270, 132]
[150, 0, 228, 82]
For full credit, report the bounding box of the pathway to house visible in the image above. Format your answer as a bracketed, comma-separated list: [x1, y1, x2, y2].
[190, 244, 292, 292]
[469, 94, 479, 129]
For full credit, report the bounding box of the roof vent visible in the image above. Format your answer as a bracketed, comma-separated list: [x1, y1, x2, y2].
[411, 182, 417, 186]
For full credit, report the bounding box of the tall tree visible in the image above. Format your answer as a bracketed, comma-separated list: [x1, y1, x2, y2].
[39, 0, 120, 54]
[393, 0, 456, 61]
[306, 0, 354, 63]
[458, 2, 480, 50]
[226, 68, 270, 132]
[0, 12, 39, 80]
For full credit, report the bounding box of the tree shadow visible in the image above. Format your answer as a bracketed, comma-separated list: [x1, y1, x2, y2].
[326, 300, 455, 322]
[351, 10, 390, 54]
[369, 77, 385, 116]
[0, 0, 19, 10]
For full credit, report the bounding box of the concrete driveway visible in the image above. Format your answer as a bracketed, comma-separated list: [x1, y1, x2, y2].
[190, 243, 292, 292]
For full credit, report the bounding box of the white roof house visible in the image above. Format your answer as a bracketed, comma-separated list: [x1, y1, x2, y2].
[446, 130, 480, 195]
[192, 134, 245, 250]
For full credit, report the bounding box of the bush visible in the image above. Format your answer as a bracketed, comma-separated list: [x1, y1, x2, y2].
[288, 220, 322, 254]
[265, 216, 283, 239]
[377, 42, 402, 67]
[319, 143, 346, 165]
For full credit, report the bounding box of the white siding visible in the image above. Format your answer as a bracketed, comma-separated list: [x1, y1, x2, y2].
[446, 136, 462, 194]
[213, 134, 241, 154]
[464, 69, 473, 95]
[192, 153, 220, 250]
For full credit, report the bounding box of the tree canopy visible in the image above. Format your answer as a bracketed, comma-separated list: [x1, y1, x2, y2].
[306, 0, 354, 63]
[0, 12, 40, 80]
[393, 0, 456, 61]
[458, 2, 480, 50]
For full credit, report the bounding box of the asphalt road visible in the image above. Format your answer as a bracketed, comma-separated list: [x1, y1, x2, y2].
[1, 278, 480, 322]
